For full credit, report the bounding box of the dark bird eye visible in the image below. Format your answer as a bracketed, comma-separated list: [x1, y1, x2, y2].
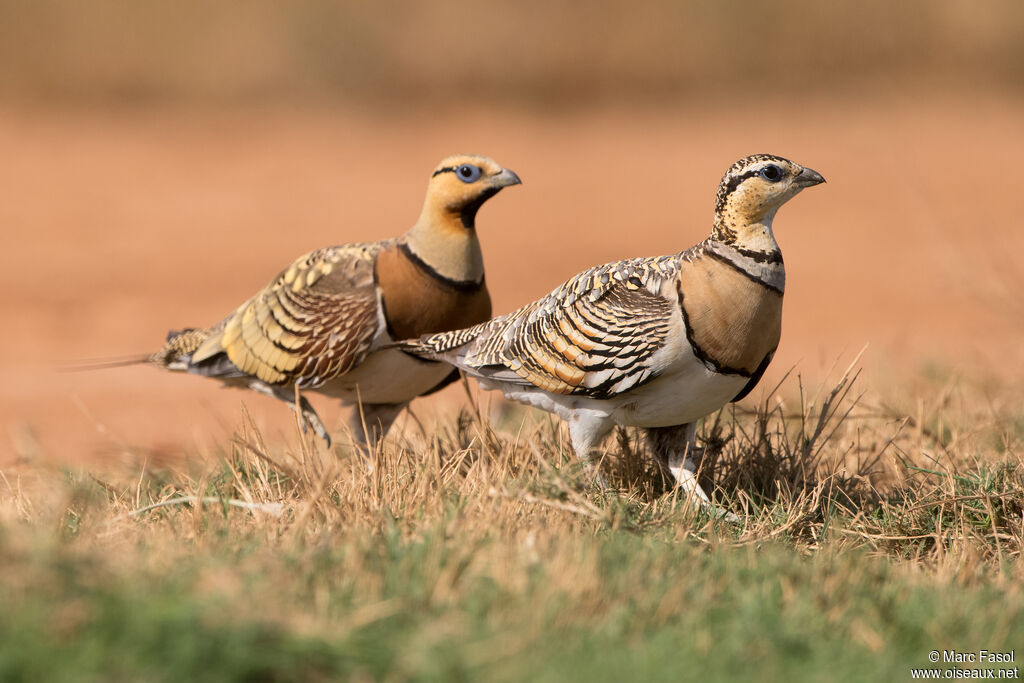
[456, 164, 482, 183]
[760, 164, 783, 182]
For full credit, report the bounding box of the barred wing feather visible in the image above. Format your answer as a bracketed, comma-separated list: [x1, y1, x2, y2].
[431, 257, 679, 399]
[189, 245, 383, 388]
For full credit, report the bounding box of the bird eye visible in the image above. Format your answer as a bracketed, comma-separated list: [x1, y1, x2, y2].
[760, 164, 783, 182]
[456, 164, 482, 183]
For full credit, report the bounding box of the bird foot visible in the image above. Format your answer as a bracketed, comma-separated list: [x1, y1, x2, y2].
[302, 411, 332, 448]
[286, 401, 331, 447]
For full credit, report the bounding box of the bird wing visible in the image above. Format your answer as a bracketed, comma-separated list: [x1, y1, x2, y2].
[427, 256, 681, 399]
[188, 243, 385, 387]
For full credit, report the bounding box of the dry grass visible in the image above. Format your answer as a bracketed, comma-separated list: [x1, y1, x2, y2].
[1, 361, 1023, 680]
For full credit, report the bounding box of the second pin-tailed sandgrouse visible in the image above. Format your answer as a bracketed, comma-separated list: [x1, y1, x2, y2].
[397, 154, 824, 513]
[150, 155, 521, 448]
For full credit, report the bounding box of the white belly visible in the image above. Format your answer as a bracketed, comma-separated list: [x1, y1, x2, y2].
[607, 359, 748, 427]
[485, 348, 749, 429]
[314, 348, 453, 405]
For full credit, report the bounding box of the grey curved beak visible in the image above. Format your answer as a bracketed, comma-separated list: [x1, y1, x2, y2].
[795, 166, 826, 187]
[491, 168, 522, 188]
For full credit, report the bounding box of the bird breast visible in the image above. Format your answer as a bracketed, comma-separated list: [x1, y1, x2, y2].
[675, 253, 783, 376]
[374, 243, 492, 341]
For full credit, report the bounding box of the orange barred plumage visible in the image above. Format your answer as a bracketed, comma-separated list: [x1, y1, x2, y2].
[151, 154, 521, 448]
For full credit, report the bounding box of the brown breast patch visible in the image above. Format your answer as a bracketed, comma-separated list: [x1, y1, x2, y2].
[375, 244, 492, 341]
[677, 254, 783, 375]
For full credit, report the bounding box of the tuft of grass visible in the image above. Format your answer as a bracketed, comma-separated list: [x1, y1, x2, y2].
[1, 364, 1022, 681]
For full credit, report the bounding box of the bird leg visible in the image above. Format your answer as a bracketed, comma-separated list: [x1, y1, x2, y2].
[348, 402, 405, 461]
[568, 409, 615, 488]
[644, 423, 739, 522]
[247, 380, 332, 447]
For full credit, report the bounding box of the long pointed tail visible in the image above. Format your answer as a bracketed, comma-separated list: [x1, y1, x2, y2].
[59, 327, 212, 373]
[57, 354, 154, 372]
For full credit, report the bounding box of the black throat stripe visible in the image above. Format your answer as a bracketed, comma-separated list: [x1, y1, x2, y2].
[458, 186, 499, 228]
[398, 242, 485, 293]
[431, 167, 499, 229]
[732, 245, 784, 264]
[705, 249, 784, 294]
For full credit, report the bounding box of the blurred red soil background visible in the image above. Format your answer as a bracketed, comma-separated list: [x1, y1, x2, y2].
[2, 1, 1023, 466]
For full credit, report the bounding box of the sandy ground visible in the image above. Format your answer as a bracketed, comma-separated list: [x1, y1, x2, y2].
[3, 93, 1023, 466]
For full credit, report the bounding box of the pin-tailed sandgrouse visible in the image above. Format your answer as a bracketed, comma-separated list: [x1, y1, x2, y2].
[151, 155, 520, 448]
[397, 154, 824, 513]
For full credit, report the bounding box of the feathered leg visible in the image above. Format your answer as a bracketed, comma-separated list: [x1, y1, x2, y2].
[568, 409, 615, 488]
[348, 402, 405, 457]
[248, 380, 332, 446]
[644, 423, 738, 521]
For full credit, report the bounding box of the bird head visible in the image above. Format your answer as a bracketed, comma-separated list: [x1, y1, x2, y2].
[712, 154, 825, 242]
[421, 154, 521, 230]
